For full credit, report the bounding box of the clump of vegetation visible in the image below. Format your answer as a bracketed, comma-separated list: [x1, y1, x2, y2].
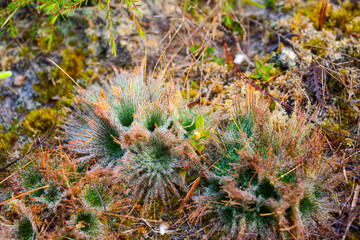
[16, 216, 37, 240]
[0, 67, 354, 238]
[1, 0, 359, 238]
[119, 127, 197, 208]
[250, 59, 278, 81]
[64, 69, 202, 209]
[72, 211, 102, 238]
[17, 151, 67, 210]
[189, 91, 339, 239]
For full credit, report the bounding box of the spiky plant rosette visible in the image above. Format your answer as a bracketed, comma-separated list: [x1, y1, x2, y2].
[78, 168, 130, 213]
[63, 69, 146, 165]
[190, 90, 339, 239]
[64, 92, 127, 167]
[117, 124, 199, 208]
[136, 100, 172, 132]
[70, 210, 104, 239]
[0, 198, 38, 240]
[64, 67, 206, 210]
[169, 94, 221, 139]
[0, 146, 95, 238]
[64, 68, 178, 168]
[13, 151, 68, 211]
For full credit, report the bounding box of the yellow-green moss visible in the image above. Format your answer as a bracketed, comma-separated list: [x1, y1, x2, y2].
[181, 81, 200, 100]
[338, 99, 357, 129]
[303, 1, 360, 34]
[21, 108, 57, 137]
[53, 48, 87, 81]
[36, 28, 64, 51]
[0, 123, 19, 154]
[33, 71, 74, 103]
[18, 46, 32, 57]
[303, 37, 327, 56]
[33, 48, 89, 103]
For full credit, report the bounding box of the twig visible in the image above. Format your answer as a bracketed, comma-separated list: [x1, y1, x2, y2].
[319, 0, 328, 30]
[341, 184, 360, 240]
[0, 185, 49, 207]
[1, 10, 16, 29]
[46, 58, 83, 90]
[351, 184, 360, 211]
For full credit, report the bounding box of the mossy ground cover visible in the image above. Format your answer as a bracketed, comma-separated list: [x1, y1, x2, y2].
[0, 0, 359, 239]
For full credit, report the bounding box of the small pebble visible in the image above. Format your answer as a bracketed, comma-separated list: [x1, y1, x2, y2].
[14, 75, 27, 87]
[159, 221, 170, 235]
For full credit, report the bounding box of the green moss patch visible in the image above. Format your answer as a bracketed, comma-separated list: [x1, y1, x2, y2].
[21, 108, 57, 137]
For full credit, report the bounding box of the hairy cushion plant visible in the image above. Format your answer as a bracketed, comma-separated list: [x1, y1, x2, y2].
[295, 180, 335, 237]
[0, 200, 39, 239]
[138, 102, 171, 132]
[80, 173, 118, 211]
[64, 68, 174, 167]
[190, 89, 339, 239]
[113, 94, 139, 128]
[64, 68, 206, 209]
[15, 150, 68, 211]
[118, 126, 198, 208]
[64, 70, 143, 167]
[191, 170, 281, 239]
[72, 211, 102, 239]
[16, 217, 37, 240]
[65, 102, 126, 167]
[110, 69, 148, 129]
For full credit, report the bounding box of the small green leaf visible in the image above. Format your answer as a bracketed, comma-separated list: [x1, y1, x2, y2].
[261, 74, 270, 81]
[247, 0, 266, 9]
[223, 15, 232, 26]
[197, 144, 204, 152]
[190, 46, 198, 53]
[206, 47, 215, 54]
[263, 65, 272, 73]
[255, 59, 263, 71]
[0, 71, 12, 79]
[250, 73, 262, 79]
[231, 21, 244, 35]
[195, 114, 205, 130]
